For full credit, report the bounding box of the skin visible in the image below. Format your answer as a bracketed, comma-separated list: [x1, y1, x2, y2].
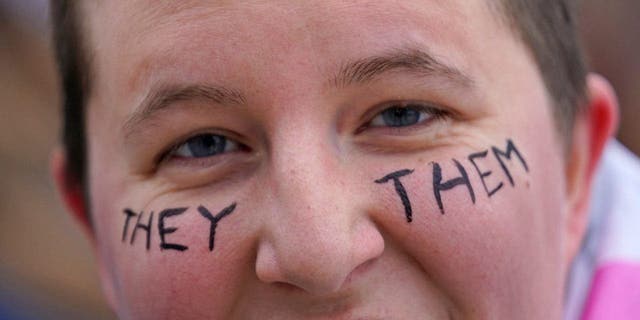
[52, 0, 618, 319]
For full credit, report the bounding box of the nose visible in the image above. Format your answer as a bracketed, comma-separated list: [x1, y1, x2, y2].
[255, 132, 384, 295]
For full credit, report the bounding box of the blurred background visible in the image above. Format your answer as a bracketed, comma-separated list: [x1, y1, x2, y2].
[0, 1, 638, 319]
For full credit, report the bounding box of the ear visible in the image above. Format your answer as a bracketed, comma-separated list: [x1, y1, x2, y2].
[51, 146, 94, 240]
[564, 74, 619, 265]
[51, 147, 120, 311]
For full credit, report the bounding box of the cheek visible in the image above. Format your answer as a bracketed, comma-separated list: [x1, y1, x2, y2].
[89, 179, 257, 318]
[370, 140, 566, 316]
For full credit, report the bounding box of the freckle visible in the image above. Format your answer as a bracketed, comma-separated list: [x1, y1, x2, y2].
[526, 181, 530, 188]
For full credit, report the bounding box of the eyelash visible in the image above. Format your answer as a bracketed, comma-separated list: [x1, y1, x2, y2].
[159, 101, 448, 164]
[158, 131, 246, 165]
[359, 101, 449, 133]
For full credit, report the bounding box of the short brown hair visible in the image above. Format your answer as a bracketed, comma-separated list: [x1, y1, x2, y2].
[496, 0, 588, 138]
[51, 1, 90, 188]
[50, 0, 588, 188]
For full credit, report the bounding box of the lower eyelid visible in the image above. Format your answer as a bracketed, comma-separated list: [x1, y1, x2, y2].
[156, 151, 260, 189]
[165, 143, 241, 165]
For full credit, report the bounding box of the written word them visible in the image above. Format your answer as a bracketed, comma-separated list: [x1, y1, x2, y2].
[375, 138, 529, 222]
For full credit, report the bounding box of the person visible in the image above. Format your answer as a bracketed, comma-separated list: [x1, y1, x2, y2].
[48, 1, 635, 319]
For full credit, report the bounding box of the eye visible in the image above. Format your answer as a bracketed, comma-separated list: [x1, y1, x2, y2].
[368, 103, 445, 128]
[170, 133, 239, 159]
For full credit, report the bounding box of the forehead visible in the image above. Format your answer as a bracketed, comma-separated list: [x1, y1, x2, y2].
[83, 0, 510, 96]
[88, 0, 482, 39]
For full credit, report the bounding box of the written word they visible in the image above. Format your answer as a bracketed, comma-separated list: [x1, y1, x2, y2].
[121, 203, 236, 252]
[375, 138, 529, 222]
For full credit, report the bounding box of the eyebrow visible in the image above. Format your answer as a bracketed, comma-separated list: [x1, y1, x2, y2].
[123, 84, 247, 137]
[123, 47, 470, 138]
[331, 47, 473, 88]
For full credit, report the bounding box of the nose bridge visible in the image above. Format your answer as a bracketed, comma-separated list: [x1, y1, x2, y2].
[256, 123, 379, 294]
[269, 109, 339, 206]
[271, 127, 349, 258]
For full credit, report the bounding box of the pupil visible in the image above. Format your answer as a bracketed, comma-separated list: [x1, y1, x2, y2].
[188, 135, 226, 157]
[382, 107, 420, 127]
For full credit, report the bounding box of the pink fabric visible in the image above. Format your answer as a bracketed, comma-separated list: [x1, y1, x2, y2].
[581, 262, 640, 320]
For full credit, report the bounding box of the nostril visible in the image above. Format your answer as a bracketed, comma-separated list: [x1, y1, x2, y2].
[255, 187, 386, 295]
[273, 281, 304, 292]
[255, 240, 282, 284]
[342, 257, 377, 287]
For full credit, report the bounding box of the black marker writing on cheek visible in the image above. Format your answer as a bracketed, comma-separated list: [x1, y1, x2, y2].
[122, 209, 137, 242]
[374, 139, 528, 222]
[131, 211, 154, 250]
[375, 169, 414, 223]
[198, 203, 237, 251]
[468, 150, 504, 197]
[492, 138, 529, 186]
[158, 207, 189, 251]
[432, 159, 475, 214]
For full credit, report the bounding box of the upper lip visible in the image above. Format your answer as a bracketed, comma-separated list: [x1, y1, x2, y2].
[296, 259, 376, 319]
[281, 259, 382, 318]
[282, 284, 360, 317]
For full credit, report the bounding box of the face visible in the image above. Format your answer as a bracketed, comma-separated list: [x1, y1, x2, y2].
[82, 1, 572, 318]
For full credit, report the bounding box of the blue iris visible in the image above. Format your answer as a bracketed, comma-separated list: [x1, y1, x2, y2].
[380, 106, 422, 127]
[184, 134, 227, 158]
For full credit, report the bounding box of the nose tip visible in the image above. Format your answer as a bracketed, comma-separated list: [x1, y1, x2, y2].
[255, 130, 384, 295]
[255, 218, 384, 295]
[255, 241, 349, 295]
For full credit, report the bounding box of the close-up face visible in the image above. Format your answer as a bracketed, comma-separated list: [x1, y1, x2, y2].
[80, 0, 577, 318]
